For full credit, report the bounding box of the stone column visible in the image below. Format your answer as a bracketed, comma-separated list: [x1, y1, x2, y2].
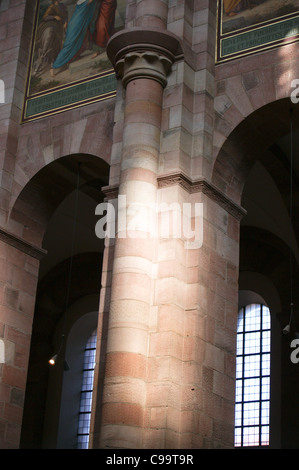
[94, 30, 182, 449]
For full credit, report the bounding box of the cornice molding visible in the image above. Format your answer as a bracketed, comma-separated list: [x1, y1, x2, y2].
[102, 173, 246, 221]
[0, 227, 47, 260]
[102, 184, 119, 201]
[157, 172, 247, 220]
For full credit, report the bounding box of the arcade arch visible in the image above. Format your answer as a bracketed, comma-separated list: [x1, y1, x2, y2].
[213, 97, 299, 448]
[9, 153, 110, 448]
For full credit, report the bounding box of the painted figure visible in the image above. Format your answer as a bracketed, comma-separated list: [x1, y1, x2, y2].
[92, 0, 117, 57]
[34, 0, 68, 74]
[50, 0, 98, 76]
[223, 0, 250, 17]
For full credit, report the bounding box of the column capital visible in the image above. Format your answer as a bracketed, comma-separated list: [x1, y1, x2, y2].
[107, 28, 183, 88]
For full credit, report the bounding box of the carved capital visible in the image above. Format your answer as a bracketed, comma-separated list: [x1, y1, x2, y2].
[115, 51, 173, 88]
[107, 28, 183, 88]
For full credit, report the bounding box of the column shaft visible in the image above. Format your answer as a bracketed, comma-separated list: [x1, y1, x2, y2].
[99, 77, 163, 449]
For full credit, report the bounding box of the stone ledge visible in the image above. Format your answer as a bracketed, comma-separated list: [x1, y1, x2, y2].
[102, 172, 246, 221]
[0, 227, 47, 260]
[157, 172, 247, 221]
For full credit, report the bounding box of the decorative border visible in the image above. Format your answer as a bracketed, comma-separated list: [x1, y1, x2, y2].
[22, 71, 117, 123]
[22, 0, 118, 123]
[216, 0, 299, 63]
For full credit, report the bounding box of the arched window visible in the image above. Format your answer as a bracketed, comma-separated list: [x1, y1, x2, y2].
[235, 304, 271, 447]
[77, 329, 97, 449]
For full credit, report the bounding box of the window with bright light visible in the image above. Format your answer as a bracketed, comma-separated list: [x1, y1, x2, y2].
[235, 304, 271, 447]
[77, 329, 97, 449]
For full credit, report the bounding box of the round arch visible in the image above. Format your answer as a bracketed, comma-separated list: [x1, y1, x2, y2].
[212, 98, 299, 205]
[213, 98, 299, 448]
[8, 153, 110, 248]
[212, 96, 299, 324]
[15, 153, 110, 449]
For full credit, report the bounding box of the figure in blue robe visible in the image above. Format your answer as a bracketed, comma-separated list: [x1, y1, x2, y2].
[51, 0, 98, 76]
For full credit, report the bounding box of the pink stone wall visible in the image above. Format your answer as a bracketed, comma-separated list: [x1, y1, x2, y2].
[213, 42, 299, 200]
[0, 0, 297, 449]
[0, 237, 41, 447]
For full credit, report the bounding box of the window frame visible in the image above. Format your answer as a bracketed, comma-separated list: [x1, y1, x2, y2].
[234, 303, 271, 448]
[54, 310, 98, 449]
[77, 329, 97, 449]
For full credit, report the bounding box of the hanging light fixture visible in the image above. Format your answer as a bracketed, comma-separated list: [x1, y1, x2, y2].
[49, 162, 81, 367]
[48, 354, 58, 366]
[48, 334, 65, 366]
[48, 353, 70, 371]
[283, 321, 291, 335]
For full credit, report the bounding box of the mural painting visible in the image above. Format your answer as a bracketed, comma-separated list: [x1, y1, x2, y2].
[217, 0, 299, 62]
[23, 0, 126, 121]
